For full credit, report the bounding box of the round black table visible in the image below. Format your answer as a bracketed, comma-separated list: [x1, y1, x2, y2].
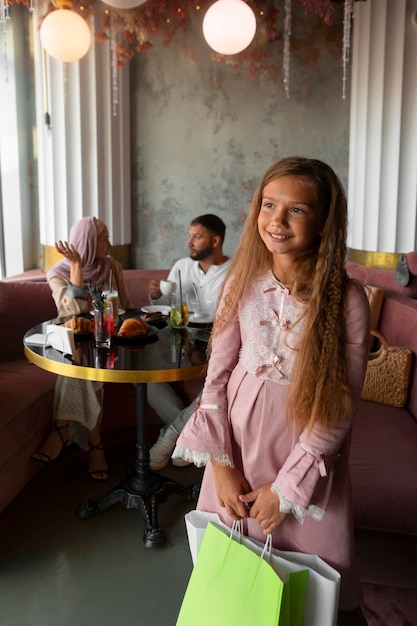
[24, 314, 208, 547]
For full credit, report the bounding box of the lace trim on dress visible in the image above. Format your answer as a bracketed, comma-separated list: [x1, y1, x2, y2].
[172, 447, 234, 469]
[271, 483, 325, 524]
[238, 274, 304, 384]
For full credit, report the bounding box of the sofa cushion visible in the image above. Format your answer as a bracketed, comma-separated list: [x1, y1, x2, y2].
[351, 400, 417, 534]
[377, 294, 417, 420]
[0, 280, 57, 362]
[2, 269, 47, 282]
[347, 258, 417, 298]
[0, 360, 56, 513]
[0, 360, 57, 460]
[123, 269, 169, 309]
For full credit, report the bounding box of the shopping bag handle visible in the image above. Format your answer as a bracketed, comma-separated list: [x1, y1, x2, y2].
[230, 521, 273, 562]
[230, 520, 243, 542]
[260, 533, 273, 563]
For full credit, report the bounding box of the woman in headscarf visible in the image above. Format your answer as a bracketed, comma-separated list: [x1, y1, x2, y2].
[32, 217, 133, 480]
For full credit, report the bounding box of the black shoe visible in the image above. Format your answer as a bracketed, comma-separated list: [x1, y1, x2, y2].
[88, 441, 109, 481]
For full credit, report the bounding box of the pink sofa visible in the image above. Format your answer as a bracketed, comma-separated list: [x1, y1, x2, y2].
[0, 268, 203, 515]
[347, 259, 417, 536]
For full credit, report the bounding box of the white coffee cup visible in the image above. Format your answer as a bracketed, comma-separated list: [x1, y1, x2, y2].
[160, 279, 176, 297]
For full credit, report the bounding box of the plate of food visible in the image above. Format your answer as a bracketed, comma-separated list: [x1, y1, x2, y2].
[140, 305, 170, 315]
[140, 305, 170, 327]
[62, 315, 94, 340]
[114, 317, 158, 344]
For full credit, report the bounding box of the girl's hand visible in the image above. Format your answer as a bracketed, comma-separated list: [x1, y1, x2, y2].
[239, 484, 287, 534]
[211, 462, 251, 521]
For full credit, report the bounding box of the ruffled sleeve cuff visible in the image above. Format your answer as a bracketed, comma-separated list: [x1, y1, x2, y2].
[273, 441, 339, 523]
[271, 484, 325, 524]
[172, 404, 234, 468]
[172, 447, 233, 469]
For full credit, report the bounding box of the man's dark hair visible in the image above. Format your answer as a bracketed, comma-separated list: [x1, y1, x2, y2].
[190, 214, 226, 243]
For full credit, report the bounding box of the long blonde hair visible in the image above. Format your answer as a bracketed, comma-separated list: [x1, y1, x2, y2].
[214, 156, 352, 432]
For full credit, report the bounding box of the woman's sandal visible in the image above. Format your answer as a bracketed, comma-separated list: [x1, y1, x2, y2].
[32, 424, 70, 463]
[88, 441, 109, 482]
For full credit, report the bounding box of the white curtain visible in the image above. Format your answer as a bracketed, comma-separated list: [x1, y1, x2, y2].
[348, 0, 417, 254]
[32, 10, 131, 249]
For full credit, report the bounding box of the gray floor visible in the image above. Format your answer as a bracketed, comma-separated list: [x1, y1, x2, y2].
[0, 431, 416, 626]
[0, 432, 203, 626]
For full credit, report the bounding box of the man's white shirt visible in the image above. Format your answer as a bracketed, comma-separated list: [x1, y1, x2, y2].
[155, 257, 231, 313]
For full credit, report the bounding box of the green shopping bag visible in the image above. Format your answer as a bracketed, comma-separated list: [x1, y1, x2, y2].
[176, 522, 308, 626]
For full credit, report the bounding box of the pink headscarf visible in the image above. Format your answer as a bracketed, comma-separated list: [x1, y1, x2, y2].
[47, 217, 112, 287]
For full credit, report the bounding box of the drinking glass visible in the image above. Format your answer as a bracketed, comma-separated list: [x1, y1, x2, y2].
[94, 301, 114, 348]
[170, 292, 189, 329]
[103, 289, 119, 325]
[191, 299, 215, 320]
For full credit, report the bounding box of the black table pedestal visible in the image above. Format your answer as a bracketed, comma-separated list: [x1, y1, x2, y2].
[76, 383, 199, 547]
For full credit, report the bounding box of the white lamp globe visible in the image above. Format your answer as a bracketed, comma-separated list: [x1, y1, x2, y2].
[100, 0, 148, 8]
[203, 0, 257, 55]
[40, 9, 91, 62]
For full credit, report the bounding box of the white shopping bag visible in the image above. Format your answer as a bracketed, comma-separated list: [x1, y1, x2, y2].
[184, 510, 340, 626]
[185, 510, 226, 565]
[275, 549, 340, 626]
[240, 535, 340, 626]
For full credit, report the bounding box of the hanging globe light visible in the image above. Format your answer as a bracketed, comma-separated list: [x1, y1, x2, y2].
[40, 0, 91, 63]
[203, 0, 257, 56]
[100, 0, 148, 8]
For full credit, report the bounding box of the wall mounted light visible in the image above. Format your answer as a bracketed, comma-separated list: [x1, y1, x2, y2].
[40, 0, 91, 62]
[202, 0, 257, 56]
[100, 0, 148, 8]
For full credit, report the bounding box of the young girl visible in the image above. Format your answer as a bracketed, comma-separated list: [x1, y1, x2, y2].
[173, 157, 370, 625]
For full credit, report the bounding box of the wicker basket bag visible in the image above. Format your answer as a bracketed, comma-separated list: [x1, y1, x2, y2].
[360, 329, 413, 407]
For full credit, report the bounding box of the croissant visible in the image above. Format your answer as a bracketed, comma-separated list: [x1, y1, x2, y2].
[118, 317, 150, 337]
[63, 316, 94, 334]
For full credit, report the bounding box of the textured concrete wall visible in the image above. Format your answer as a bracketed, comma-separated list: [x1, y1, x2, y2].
[130, 3, 350, 268]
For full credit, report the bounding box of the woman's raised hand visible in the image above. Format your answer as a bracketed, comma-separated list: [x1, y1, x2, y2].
[56, 240, 81, 265]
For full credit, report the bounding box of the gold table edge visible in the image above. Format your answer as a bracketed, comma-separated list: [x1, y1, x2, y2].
[24, 345, 207, 384]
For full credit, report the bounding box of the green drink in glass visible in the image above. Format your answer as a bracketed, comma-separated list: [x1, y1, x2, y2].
[170, 292, 189, 328]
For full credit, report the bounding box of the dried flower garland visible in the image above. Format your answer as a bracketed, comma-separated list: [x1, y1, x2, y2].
[7, 0, 365, 66]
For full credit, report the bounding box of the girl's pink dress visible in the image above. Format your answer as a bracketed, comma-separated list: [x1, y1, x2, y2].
[174, 271, 370, 610]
